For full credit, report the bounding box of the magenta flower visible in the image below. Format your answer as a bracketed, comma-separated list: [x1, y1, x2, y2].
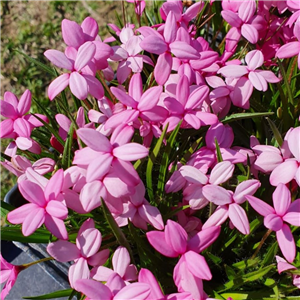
[7, 169, 68, 239]
[0, 254, 23, 300]
[44, 42, 104, 100]
[246, 184, 300, 262]
[47, 218, 109, 289]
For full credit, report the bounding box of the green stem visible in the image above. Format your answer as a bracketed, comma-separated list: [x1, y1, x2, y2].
[22, 256, 54, 269]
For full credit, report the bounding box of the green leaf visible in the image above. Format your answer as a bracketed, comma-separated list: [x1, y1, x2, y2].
[277, 59, 294, 105]
[222, 112, 274, 124]
[101, 198, 134, 263]
[23, 289, 73, 299]
[261, 242, 278, 267]
[14, 49, 56, 76]
[32, 114, 65, 147]
[157, 121, 181, 197]
[232, 258, 260, 270]
[266, 117, 283, 147]
[1, 227, 52, 243]
[215, 138, 223, 162]
[61, 124, 74, 169]
[1, 201, 15, 213]
[146, 124, 168, 202]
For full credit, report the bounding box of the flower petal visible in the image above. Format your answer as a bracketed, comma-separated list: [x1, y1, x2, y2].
[276, 224, 296, 263]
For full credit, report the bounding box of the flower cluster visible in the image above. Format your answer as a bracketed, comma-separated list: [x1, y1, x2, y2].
[1, 0, 300, 299]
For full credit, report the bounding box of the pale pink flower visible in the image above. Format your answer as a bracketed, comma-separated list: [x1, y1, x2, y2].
[218, 50, 280, 97]
[44, 42, 104, 100]
[270, 126, 300, 186]
[74, 125, 148, 187]
[91, 246, 137, 283]
[202, 179, 261, 235]
[221, 0, 266, 44]
[47, 218, 109, 289]
[246, 184, 300, 262]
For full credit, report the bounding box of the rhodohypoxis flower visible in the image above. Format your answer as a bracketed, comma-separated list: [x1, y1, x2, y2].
[276, 21, 300, 69]
[75, 276, 151, 300]
[62, 17, 99, 49]
[110, 27, 153, 84]
[221, 0, 266, 44]
[105, 73, 167, 130]
[202, 179, 261, 235]
[0, 90, 48, 153]
[246, 183, 300, 262]
[147, 220, 220, 289]
[140, 11, 199, 85]
[44, 42, 104, 100]
[91, 246, 137, 283]
[7, 169, 68, 239]
[126, 0, 145, 16]
[47, 218, 109, 289]
[270, 126, 300, 186]
[1, 155, 55, 182]
[276, 256, 300, 289]
[163, 75, 218, 131]
[74, 125, 148, 187]
[218, 50, 280, 96]
[0, 254, 23, 300]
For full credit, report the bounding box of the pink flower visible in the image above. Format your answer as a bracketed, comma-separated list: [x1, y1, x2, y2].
[246, 184, 300, 262]
[7, 169, 69, 239]
[218, 50, 280, 97]
[0, 90, 48, 153]
[74, 125, 148, 187]
[202, 179, 261, 235]
[91, 246, 137, 283]
[163, 75, 218, 132]
[221, 0, 266, 44]
[44, 42, 104, 100]
[140, 12, 199, 85]
[105, 73, 167, 130]
[75, 277, 151, 300]
[126, 0, 145, 16]
[62, 17, 99, 49]
[0, 254, 23, 300]
[276, 21, 300, 69]
[270, 126, 300, 186]
[47, 218, 109, 289]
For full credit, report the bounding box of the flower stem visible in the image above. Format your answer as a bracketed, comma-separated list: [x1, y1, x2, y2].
[22, 257, 54, 269]
[251, 229, 272, 260]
